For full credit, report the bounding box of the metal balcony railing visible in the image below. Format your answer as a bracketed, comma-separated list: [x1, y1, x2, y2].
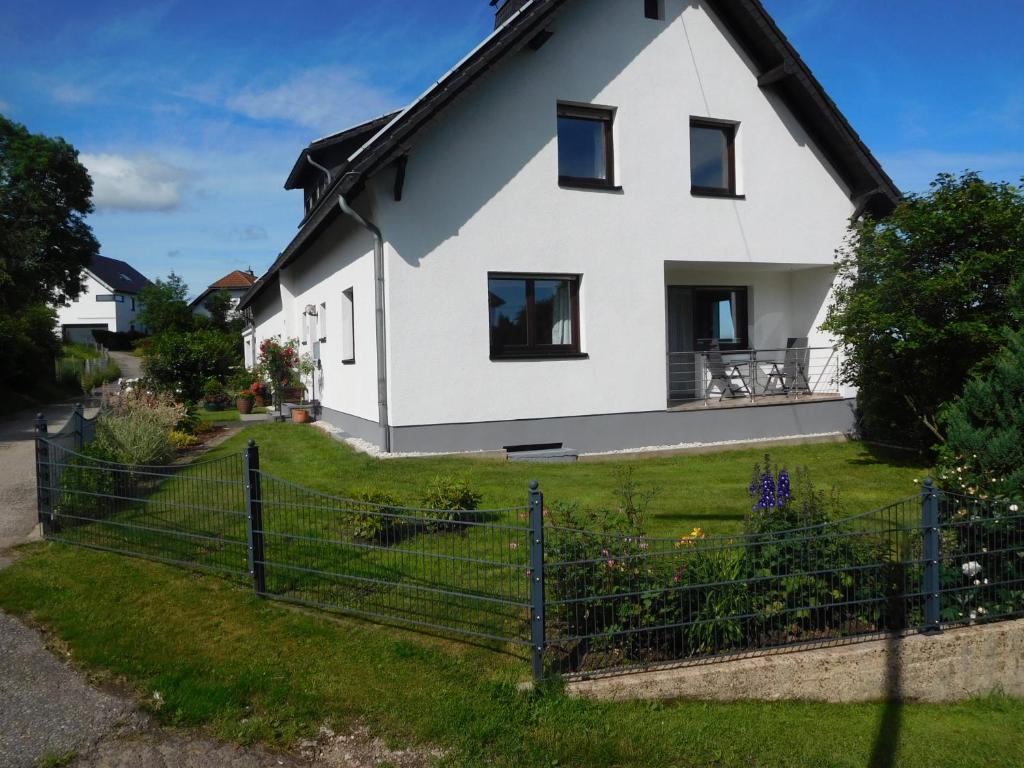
[667, 346, 843, 405]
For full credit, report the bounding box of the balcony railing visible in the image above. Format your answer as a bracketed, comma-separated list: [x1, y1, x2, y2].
[667, 346, 843, 406]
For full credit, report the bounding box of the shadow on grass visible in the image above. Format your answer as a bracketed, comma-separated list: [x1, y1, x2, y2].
[850, 442, 932, 470]
[868, 632, 903, 767]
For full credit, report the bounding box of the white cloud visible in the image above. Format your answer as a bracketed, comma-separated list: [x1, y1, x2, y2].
[0, 99, 10, 113]
[880, 149, 1024, 193]
[51, 83, 97, 105]
[81, 153, 190, 211]
[226, 66, 400, 132]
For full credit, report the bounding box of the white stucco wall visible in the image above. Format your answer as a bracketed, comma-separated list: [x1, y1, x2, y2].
[55, 271, 142, 336]
[370, 0, 855, 427]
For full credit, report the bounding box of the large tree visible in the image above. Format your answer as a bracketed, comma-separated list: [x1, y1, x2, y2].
[137, 272, 192, 334]
[825, 172, 1024, 448]
[0, 114, 98, 312]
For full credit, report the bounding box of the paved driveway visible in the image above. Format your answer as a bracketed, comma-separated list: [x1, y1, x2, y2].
[0, 402, 93, 552]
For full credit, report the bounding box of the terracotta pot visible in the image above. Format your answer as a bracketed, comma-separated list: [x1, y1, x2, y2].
[291, 407, 311, 424]
[237, 397, 254, 415]
[253, 395, 267, 408]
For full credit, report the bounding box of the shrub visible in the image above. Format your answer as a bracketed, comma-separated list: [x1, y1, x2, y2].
[94, 389, 185, 465]
[420, 474, 482, 527]
[56, 443, 121, 523]
[345, 488, 408, 541]
[143, 329, 241, 402]
[169, 430, 200, 449]
[937, 330, 1024, 501]
[91, 329, 145, 351]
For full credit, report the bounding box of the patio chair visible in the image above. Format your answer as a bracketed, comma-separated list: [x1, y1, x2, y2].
[704, 341, 751, 402]
[764, 337, 811, 396]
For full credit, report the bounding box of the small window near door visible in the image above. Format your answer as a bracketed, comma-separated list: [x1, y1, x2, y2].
[341, 289, 355, 363]
[694, 287, 748, 349]
[557, 104, 615, 189]
[644, 0, 664, 20]
[488, 274, 581, 359]
[319, 302, 327, 342]
[690, 119, 738, 196]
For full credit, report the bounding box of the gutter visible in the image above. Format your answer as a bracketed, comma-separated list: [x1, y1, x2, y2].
[336, 189, 391, 454]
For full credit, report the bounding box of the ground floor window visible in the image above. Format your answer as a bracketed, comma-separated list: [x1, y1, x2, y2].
[488, 274, 580, 359]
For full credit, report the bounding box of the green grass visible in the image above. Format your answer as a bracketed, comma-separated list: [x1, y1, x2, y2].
[1, 543, 1021, 768]
[197, 407, 268, 424]
[60, 343, 103, 360]
[201, 424, 928, 537]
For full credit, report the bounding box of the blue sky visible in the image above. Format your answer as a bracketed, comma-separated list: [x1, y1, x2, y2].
[1, 0, 1021, 298]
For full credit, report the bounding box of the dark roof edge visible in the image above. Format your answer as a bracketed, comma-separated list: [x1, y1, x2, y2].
[243, 0, 900, 311]
[283, 111, 402, 191]
[708, 0, 900, 212]
[241, 0, 569, 310]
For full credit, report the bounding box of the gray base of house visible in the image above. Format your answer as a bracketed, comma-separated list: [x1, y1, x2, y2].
[319, 398, 858, 456]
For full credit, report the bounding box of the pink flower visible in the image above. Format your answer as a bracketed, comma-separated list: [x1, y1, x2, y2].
[508, 541, 519, 550]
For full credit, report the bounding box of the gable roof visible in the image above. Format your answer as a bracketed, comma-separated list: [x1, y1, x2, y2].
[189, 269, 257, 309]
[241, 0, 899, 310]
[88, 254, 151, 295]
[284, 111, 403, 192]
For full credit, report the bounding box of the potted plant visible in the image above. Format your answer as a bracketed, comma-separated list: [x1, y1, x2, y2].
[257, 337, 304, 421]
[251, 380, 270, 408]
[236, 388, 255, 415]
[202, 378, 230, 411]
[290, 404, 312, 423]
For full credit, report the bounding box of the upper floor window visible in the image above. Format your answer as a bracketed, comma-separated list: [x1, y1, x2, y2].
[690, 119, 738, 197]
[341, 289, 355, 363]
[644, 0, 664, 20]
[488, 274, 581, 359]
[557, 104, 615, 190]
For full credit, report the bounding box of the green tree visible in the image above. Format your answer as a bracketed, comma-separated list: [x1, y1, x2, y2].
[142, 328, 241, 402]
[0, 114, 98, 312]
[824, 172, 1024, 448]
[137, 272, 192, 334]
[937, 330, 1024, 499]
[202, 289, 233, 329]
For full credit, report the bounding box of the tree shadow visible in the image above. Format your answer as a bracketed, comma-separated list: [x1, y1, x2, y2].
[868, 632, 903, 766]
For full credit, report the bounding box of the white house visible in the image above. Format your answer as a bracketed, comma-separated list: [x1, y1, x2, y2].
[57, 255, 151, 344]
[240, 0, 900, 455]
[190, 269, 257, 319]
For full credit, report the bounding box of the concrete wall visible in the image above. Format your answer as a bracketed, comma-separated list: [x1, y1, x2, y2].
[567, 619, 1024, 703]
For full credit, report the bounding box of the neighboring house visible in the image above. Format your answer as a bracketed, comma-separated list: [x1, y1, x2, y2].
[57, 255, 151, 344]
[190, 269, 257, 319]
[240, 0, 900, 455]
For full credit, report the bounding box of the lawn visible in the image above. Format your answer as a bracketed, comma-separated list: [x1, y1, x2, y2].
[197, 406, 268, 424]
[1, 543, 1021, 768]
[201, 423, 928, 537]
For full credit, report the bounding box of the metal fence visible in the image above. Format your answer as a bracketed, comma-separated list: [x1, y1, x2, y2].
[33, 414, 1024, 683]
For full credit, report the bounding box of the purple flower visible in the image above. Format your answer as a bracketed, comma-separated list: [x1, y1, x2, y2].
[777, 469, 791, 505]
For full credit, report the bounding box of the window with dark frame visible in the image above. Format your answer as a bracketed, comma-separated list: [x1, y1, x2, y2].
[690, 119, 737, 196]
[693, 287, 748, 350]
[557, 104, 615, 189]
[341, 288, 355, 363]
[644, 0, 664, 20]
[488, 274, 581, 359]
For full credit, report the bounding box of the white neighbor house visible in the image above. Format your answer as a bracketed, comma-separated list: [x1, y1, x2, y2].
[240, 0, 900, 455]
[57, 255, 151, 344]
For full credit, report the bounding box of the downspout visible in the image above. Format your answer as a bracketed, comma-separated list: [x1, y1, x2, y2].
[337, 189, 391, 453]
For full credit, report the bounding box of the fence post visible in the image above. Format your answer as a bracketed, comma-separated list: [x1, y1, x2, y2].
[921, 477, 942, 635]
[73, 402, 84, 450]
[34, 413, 52, 536]
[244, 439, 267, 596]
[528, 480, 546, 683]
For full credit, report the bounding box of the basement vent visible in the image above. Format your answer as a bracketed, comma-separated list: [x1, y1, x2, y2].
[504, 443, 563, 454]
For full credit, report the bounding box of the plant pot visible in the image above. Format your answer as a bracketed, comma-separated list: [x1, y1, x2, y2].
[291, 407, 311, 424]
[253, 395, 267, 408]
[237, 397, 255, 415]
[203, 402, 224, 412]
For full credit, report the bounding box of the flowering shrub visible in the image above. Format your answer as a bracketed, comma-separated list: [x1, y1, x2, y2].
[95, 389, 186, 465]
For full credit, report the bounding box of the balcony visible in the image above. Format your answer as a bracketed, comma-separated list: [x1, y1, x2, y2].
[667, 345, 843, 411]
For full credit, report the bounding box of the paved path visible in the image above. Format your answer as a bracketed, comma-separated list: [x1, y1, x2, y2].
[0, 402, 93, 552]
[108, 351, 144, 380]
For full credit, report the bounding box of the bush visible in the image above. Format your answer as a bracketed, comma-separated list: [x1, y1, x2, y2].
[937, 330, 1024, 501]
[143, 329, 241, 402]
[169, 430, 200, 449]
[345, 488, 408, 541]
[91, 329, 145, 351]
[94, 389, 185, 465]
[56, 443, 121, 523]
[421, 474, 482, 511]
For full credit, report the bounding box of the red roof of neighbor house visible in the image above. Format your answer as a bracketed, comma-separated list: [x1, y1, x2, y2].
[210, 270, 257, 290]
